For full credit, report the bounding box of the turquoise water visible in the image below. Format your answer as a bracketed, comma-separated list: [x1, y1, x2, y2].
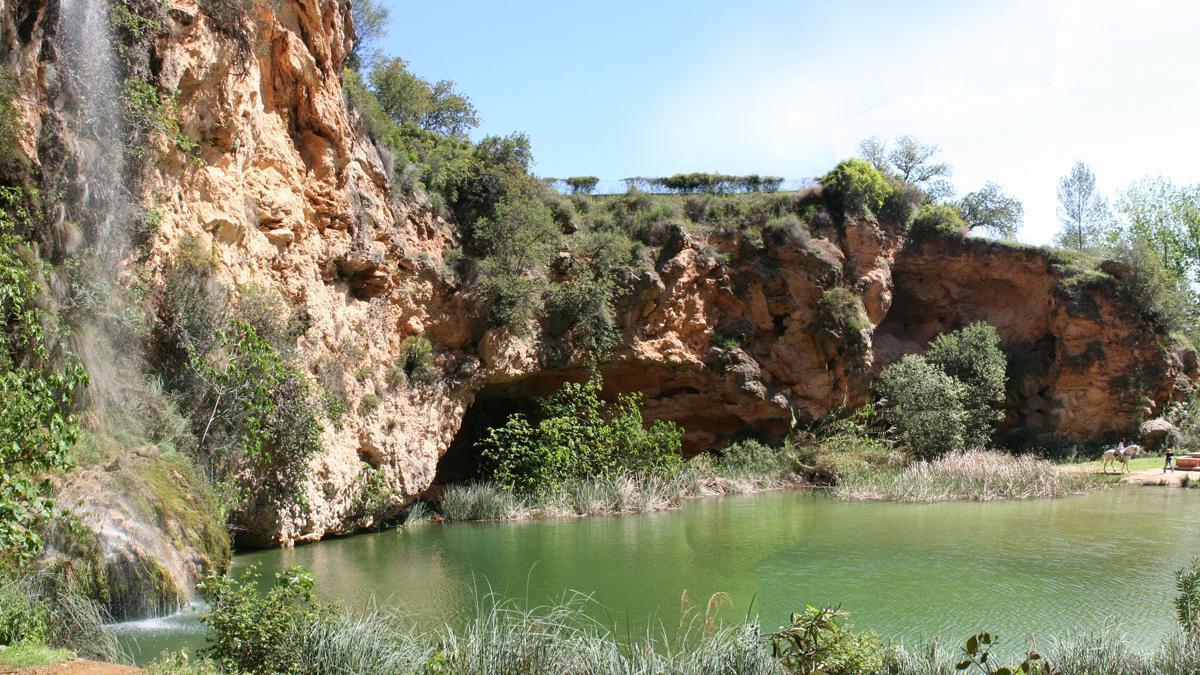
[113, 486, 1200, 663]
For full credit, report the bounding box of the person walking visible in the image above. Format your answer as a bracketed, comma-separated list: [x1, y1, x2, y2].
[1164, 449, 1175, 474]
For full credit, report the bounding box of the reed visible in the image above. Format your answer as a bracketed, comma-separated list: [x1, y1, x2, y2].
[834, 449, 1102, 502]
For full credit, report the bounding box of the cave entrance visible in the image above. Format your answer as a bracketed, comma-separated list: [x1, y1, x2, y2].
[433, 375, 580, 487]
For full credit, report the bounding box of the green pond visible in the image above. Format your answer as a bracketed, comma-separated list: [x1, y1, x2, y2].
[114, 486, 1200, 663]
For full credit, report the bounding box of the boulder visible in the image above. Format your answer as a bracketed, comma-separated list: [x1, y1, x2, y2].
[1139, 418, 1181, 449]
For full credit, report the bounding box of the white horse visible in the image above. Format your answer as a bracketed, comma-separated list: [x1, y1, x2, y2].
[1102, 442, 1142, 474]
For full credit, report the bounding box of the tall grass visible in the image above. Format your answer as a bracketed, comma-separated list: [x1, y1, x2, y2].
[0, 571, 126, 663]
[280, 595, 783, 675]
[437, 440, 806, 523]
[834, 449, 1102, 502]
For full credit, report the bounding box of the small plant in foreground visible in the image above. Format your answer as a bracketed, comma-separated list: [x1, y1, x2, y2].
[198, 565, 318, 675]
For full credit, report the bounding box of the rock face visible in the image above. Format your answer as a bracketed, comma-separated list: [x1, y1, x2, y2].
[2, 0, 1194, 568]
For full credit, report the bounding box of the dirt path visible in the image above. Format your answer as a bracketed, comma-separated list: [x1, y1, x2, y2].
[0, 660, 140, 674]
[1125, 466, 1198, 487]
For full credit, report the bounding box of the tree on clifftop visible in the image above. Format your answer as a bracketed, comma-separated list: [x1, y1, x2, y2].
[957, 182, 1024, 239]
[856, 135, 954, 202]
[1055, 161, 1113, 250]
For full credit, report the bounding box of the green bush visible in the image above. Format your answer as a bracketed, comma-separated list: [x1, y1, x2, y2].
[1113, 238, 1198, 339]
[923, 322, 1006, 448]
[399, 335, 437, 383]
[820, 158, 893, 219]
[767, 606, 885, 675]
[0, 187, 87, 567]
[199, 566, 317, 675]
[479, 374, 682, 496]
[1177, 557, 1200, 636]
[182, 323, 326, 514]
[474, 197, 560, 331]
[876, 354, 968, 460]
[820, 287, 870, 332]
[910, 204, 966, 239]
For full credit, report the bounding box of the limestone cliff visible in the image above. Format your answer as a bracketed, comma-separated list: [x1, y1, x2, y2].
[0, 0, 1193, 619]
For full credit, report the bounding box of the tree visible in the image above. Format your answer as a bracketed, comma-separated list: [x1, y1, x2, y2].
[563, 176, 600, 194]
[923, 322, 1006, 449]
[876, 354, 967, 460]
[348, 0, 389, 70]
[856, 136, 889, 173]
[957, 182, 1024, 238]
[368, 58, 478, 139]
[1115, 176, 1200, 284]
[1055, 161, 1113, 250]
[856, 135, 953, 201]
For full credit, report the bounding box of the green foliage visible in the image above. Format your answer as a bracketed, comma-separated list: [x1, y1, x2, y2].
[858, 135, 954, 202]
[400, 335, 437, 384]
[625, 173, 786, 194]
[348, 0, 389, 70]
[479, 374, 682, 496]
[876, 323, 1007, 459]
[350, 466, 392, 525]
[199, 565, 318, 675]
[1112, 237, 1198, 338]
[369, 57, 478, 137]
[924, 322, 1006, 449]
[911, 204, 967, 239]
[958, 182, 1024, 238]
[182, 323, 326, 513]
[1054, 161, 1113, 251]
[1115, 176, 1200, 286]
[474, 197, 561, 331]
[0, 572, 123, 661]
[877, 354, 968, 460]
[121, 77, 196, 158]
[0, 188, 86, 568]
[821, 158, 894, 218]
[955, 631, 1057, 675]
[1177, 557, 1200, 636]
[0, 642, 73, 668]
[767, 606, 884, 675]
[820, 287, 870, 332]
[562, 176, 600, 194]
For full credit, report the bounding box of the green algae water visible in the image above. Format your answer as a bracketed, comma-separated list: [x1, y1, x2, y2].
[114, 487, 1200, 663]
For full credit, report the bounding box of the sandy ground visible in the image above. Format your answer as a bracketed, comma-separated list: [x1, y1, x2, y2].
[0, 660, 140, 674]
[1124, 466, 1200, 487]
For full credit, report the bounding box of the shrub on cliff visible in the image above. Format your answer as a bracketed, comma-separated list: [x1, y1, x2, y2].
[1113, 238, 1198, 340]
[820, 287, 870, 332]
[479, 374, 682, 496]
[184, 323, 326, 514]
[474, 197, 560, 331]
[909, 203, 967, 239]
[820, 158, 893, 219]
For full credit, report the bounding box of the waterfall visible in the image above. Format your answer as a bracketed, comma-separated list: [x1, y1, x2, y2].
[52, 0, 198, 619]
[55, 0, 145, 419]
[58, 0, 129, 259]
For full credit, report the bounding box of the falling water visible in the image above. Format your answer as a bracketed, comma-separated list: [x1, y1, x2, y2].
[55, 0, 146, 419]
[58, 0, 129, 259]
[52, 0, 197, 619]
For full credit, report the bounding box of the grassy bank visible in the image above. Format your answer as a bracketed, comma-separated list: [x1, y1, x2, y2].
[437, 440, 805, 522]
[834, 449, 1105, 502]
[432, 441, 1112, 524]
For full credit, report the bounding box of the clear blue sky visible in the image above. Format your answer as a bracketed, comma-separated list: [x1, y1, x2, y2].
[377, 0, 1200, 244]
